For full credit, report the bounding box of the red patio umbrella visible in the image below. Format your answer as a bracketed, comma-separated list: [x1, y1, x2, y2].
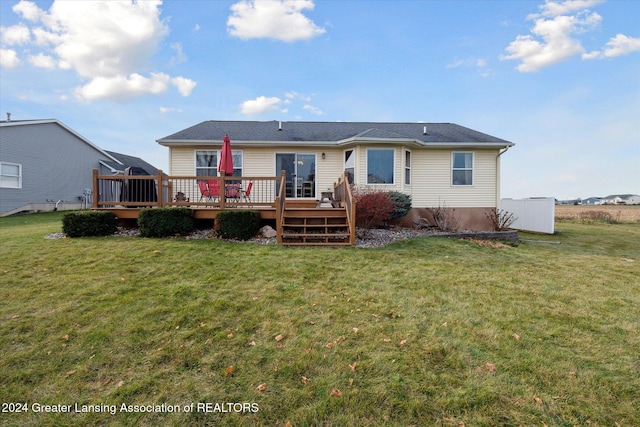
[218, 134, 234, 176]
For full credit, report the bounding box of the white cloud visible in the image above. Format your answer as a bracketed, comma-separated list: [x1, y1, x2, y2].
[240, 96, 282, 115]
[75, 73, 172, 101]
[303, 104, 325, 115]
[12, 0, 44, 22]
[0, 49, 20, 68]
[446, 57, 491, 77]
[227, 0, 325, 42]
[28, 52, 56, 69]
[169, 42, 187, 66]
[42, 0, 168, 78]
[4, 0, 197, 101]
[503, 0, 640, 71]
[193, 24, 201, 32]
[0, 23, 30, 45]
[583, 34, 640, 59]
[501, 11, 601, 72]
[528, 0, 604, 19]
[160, 107, 184, 114]
[241, 91, 325, 116]
[285, 91, 311, 102]
[171, 76, 197, 96]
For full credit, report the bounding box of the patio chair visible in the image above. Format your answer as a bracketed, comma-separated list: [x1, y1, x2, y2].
[198, 181, 212, 202]
[198, 180, 221, 202]
[239, 181, 253, 203]
[224, 183, 242, 201]
[206, 179, 221, 200]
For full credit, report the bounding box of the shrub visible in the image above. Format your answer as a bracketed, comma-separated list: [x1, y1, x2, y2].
[62, 211, 117, 237]
[427, 202, 459, 232]
[352, 187, 395, 231]
[216, 210, 262, 240]
[579, 210, 620, 224]
[138, 208, 194, 238]
[485, 209, 518, 231]
[387, 191, 412, 220]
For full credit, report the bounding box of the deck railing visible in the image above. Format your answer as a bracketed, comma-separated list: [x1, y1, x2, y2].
[92, 169, 286, 210]
[334, 171, 356, 245]
[275, 170, 287, 244]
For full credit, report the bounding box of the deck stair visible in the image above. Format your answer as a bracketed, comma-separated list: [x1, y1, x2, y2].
[281, 206, 351, 246]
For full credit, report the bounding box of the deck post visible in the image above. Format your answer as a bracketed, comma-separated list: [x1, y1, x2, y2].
[219, 172, 226, 210]
[156, 169, 164, 207]
[92, 168, 98, 209]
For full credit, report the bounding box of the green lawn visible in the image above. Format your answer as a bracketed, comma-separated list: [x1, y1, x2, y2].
[1, 212, 638, 426]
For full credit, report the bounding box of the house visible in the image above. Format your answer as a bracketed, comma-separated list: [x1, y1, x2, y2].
[601, 194, 640, 205]
[157, 120, 515, 230]
[101, 151, 162, 176]
[582, 197, 602, 205]
[0, 118, 158, 216]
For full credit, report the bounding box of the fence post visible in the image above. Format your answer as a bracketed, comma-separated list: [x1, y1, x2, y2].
[92, 168, 98, 209]
[156, 170, 164, 207]
[219, 172, 226, 210]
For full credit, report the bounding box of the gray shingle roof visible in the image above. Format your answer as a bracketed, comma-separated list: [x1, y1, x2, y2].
[103, 151, 161, 175]
[157, 120, 513, 147]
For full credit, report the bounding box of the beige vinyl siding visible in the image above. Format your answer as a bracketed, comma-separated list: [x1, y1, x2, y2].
[168, 145, 499, 208]
[314, 148, 345, 192]
[411, 149, 498, 208]
[169, 147, 197, 175]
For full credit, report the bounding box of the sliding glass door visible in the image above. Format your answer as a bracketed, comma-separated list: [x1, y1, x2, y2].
[275, 153, 316, 198]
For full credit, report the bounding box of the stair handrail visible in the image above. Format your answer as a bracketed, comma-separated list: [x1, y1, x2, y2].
[275, 170, 287, 243]
[334, 171, 356, 245]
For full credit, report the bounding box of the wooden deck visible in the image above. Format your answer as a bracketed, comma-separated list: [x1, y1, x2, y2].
[92, 170, 356, 245]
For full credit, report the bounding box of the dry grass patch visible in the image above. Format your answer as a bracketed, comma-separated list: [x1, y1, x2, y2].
[555, 205, 640, 222]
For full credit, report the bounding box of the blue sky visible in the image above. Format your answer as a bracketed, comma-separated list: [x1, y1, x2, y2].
[1, 0, 638, 200]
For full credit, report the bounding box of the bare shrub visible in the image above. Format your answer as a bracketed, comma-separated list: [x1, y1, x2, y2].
[426, 203, 459, 232]
[485, 209, 518, 231]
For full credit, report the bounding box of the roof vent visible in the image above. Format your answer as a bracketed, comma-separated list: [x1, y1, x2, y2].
[278, 121, 282, 131]
[6, 112, 11, 122]
[423, 125, 427, 135]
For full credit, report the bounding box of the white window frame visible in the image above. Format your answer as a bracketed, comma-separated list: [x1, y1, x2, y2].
[366, 148, 395, 185]
[344, 149, 355, 184]
[451, 152, 474, 186]
[0, 162, 22, 189]
[230, 150, 243, 177]
[194, 150, 243, 176]
[195, 150, 217, 177]
[404, 149, 411, 186]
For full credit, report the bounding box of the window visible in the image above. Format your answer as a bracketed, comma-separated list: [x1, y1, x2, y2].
[195, 150, 217, 177]
[344, 149, 355, 184]
[231, 151, 243, 177]
[367, 149, 394, 184]
[452, 152, 473, 186]
[404, 150, 411, 185]
[0, 162, 22, 188]
[195, 150, 243, 177]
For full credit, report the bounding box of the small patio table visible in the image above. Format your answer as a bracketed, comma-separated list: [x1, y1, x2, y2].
[317, 191, 340, 208]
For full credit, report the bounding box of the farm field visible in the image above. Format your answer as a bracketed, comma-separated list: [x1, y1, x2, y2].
[0, 212, 638, 426]
[555, 204, 640, 222]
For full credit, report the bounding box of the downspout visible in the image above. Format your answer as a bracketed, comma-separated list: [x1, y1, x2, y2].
[496, 147, 510, 208]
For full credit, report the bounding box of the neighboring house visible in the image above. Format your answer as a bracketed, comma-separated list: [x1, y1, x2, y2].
[157, 120, 515, 230]
[582, 197, 602, 205]
[0, 118, 157, 216]
[601, 194, 640, 205]
[101, 151, 162, 176]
